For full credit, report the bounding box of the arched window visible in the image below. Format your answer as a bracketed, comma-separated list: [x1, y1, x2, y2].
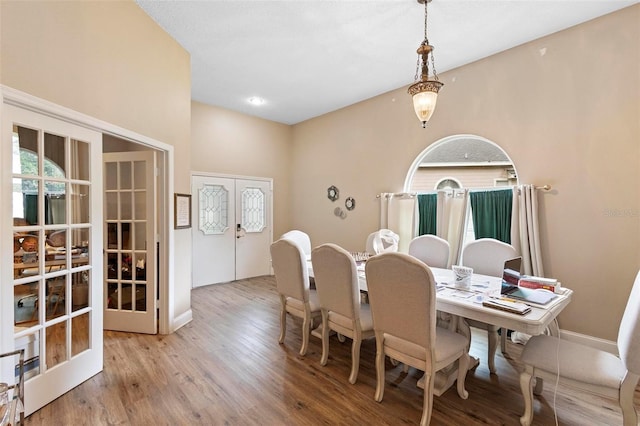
[405, 134, 517, 192]
[405, 134, 518, 252]
[435, 177, 461, 190]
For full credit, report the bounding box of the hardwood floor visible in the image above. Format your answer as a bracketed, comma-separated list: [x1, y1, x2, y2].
[26, 275, 638, 425]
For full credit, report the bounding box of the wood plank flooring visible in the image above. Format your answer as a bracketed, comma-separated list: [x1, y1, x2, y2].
[25, 275, 639, 425]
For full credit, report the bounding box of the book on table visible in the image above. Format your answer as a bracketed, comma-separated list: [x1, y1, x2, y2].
[518, 276, 561, 293]
[482, 298, 531, 315]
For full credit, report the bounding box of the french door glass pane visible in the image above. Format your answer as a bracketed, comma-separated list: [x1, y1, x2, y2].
[120, 192, 132, 220]
[106, 192, 117, 220]
[14, 281, 39, 327]
[71, 313, 90, 356]
[69, 139, 89, 181]
[134, 223, 146, 250]
[70, 184, 90, 224]
[134, 161, 146, 189]
[44, 133, 66, 178]
[46, 321, 67, 369]
[120, 162, 132, 190]
[45, 277, 66, 320]
[13, 125, 39, 176]
[105, 162, 117, 190]
[13, 178, 40, 226]
[134, 192, 146, 220]
[71, 271, 89, 312]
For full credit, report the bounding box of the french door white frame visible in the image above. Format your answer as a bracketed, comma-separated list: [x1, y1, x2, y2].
[0, 86, 178, 349]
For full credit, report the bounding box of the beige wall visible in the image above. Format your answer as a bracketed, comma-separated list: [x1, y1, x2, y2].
[191, 102, 293, 239]
[1, 1, 193, 328]
[291, 5, 640, 340]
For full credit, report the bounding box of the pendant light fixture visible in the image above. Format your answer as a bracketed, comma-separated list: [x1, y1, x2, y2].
[408, 0, 442, 128]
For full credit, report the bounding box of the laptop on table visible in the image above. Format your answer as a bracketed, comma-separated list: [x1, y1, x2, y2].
[500, 257, 557, 305]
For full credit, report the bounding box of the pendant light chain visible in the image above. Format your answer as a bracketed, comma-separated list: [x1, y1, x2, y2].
[425, 0, 439, 82]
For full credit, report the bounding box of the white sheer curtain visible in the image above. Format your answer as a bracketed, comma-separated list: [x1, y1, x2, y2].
[379, 193, 417, 253]
[510, 184, 544, 276]
[436, 189, 469, 267]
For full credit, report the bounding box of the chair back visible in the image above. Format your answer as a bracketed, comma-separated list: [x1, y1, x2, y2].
[365, 232, 377, 254]
[461, 238, 517, 277]
[311, 244, 360, 320]
[365, 252, 436, 351]
[367, 229, 399, 255]
[270, 238, 309, 301]
[408, 234, 451, 269]
[618, 270, 640, 374]
[280, 230, 311, 257]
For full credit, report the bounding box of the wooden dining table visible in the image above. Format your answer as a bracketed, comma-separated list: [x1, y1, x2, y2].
[308, 259, 573, 395]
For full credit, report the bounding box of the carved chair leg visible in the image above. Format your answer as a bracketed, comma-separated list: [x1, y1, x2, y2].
[320, 310, 330, 366]
[519, 365, 535, 426]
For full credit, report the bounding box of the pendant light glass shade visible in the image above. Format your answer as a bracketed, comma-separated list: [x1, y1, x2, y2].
[409, 80, 443, 128]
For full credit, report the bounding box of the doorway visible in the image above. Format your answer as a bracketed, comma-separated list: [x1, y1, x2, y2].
[191, 174, 272, 287]
[103, 149, 159, 334]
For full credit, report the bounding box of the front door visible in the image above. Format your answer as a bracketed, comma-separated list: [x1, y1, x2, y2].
[2, 104, 103, 415]
[103, 151, 157, 334]
[191, 175, 272, 287]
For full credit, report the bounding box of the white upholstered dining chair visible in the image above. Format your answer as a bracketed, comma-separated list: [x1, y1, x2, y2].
[365, 252, 470, 426]
[270, 238, 321, 356]
[280, 230, 312, 258]
[461, 238, 518, 373]
[311, 243, 374, 384]
[366, 229, 400, 255]
[519, 270, 640, 426]
[408, 234, 451, 269]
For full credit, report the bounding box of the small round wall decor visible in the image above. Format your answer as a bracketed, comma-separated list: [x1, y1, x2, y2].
[345, 197, 356, 211]
[327, 185, 339, 202]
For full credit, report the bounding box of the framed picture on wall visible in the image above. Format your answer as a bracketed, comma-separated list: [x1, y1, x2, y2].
[174, 193, 192, 229]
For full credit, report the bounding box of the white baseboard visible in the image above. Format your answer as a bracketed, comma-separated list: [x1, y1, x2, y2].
[171, 309, 193, 333]
[559, 329, 618, 355]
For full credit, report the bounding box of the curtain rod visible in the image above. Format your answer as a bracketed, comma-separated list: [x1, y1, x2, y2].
[376, 192, 416, 199]
[376, 185, 551, 199]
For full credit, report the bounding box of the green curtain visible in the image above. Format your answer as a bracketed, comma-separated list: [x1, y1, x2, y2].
[23, 194, 38, 225]
[469, 189, 512, 243]
[417, 193, 437, 236]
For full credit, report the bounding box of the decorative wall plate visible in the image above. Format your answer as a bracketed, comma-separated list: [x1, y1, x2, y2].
[327, 185, 339, 202]
[345, 197, 355, 211]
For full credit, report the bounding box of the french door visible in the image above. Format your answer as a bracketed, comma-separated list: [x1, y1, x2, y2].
[191, 175, 272, 287]
[2, 104, 103, 415]
[103, 151, 157, 334]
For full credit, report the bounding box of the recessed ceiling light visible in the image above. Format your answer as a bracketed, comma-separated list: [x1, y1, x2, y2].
[247, 97, 265, 106]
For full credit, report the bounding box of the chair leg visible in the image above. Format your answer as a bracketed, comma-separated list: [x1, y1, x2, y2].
[533, 377, 544, 395]
[487, 325, 499, 374]
[300, 309, 311, 356]
[501, 328, 508, 355]
[320, 311, 330, 366]
[420, 372, 434, 426]
[278, 297, 287, 344]
[349, 330, 362, 384]
[374, 334, 385, 402]
[620, 372, 640, 426]
[519, 365, 535, 426]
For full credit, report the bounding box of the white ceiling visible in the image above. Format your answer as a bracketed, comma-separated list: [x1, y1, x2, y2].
[136, 0, 636, 125]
